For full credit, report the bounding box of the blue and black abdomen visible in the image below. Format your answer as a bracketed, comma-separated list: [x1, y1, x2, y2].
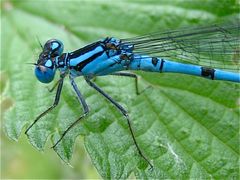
[129, 55, 240, 82]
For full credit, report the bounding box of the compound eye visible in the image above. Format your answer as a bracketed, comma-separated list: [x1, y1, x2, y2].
[35, 65, 56, 83]
[44, 39, 64, 56]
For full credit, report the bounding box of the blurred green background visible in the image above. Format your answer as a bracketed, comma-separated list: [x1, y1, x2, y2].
[1, 0, 239, 179]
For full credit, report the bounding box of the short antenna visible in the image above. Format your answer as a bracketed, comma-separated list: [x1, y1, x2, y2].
[36, 36, 43, 50]
[25, 62, 38, 66]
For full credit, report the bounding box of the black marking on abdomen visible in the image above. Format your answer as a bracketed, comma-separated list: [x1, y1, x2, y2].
[152, 57, 158, 66]
[74, 51, 104, 71]
[159, 59, 165, 72]
[201, 67, 215, 80]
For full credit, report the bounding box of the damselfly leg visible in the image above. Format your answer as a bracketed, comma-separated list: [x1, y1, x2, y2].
[84, 77, 153, 169]
[52, 76, 89, 148]
[47, 79, 62, 92]
[111, 72, 151, 95]
[25, 77, 64, 135]
[111, 72, 140, 95]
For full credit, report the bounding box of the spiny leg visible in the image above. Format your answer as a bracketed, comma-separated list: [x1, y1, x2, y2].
[48, 73, 67, 93]
[111, 72, 140, 95]
[52, 76, 89, 148]
[84, 77, 153, 169]
[25, 78, 64, 135]
[47, 79, 61, 92]
[110, 72, 150, 95]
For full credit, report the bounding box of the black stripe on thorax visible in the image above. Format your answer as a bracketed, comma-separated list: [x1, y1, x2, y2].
[74, 51, 104, 71]
[68, 41, 106, 71]
[69, 41, 102, 59]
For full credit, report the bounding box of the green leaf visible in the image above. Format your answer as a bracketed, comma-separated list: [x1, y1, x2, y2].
[2, 0, 239, 179]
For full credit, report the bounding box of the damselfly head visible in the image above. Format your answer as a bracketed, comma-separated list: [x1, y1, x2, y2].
[35, 53, 56, 83]
[34, 39, 64, 83]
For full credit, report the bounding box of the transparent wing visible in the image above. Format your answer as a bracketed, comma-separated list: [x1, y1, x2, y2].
[121, 23, 240, 72]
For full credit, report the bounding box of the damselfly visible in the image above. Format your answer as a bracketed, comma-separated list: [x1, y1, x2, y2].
[25, 23, 240, 169]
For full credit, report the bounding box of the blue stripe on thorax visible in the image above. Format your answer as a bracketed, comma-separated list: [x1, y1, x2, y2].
[69, 46, 104, 66]
[81, 52, 110, 75]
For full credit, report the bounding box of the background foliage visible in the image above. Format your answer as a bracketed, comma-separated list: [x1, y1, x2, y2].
[1, 0, 239, 179]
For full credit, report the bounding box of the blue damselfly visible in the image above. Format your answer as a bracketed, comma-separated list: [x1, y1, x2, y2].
[25, 22, 240, 169]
